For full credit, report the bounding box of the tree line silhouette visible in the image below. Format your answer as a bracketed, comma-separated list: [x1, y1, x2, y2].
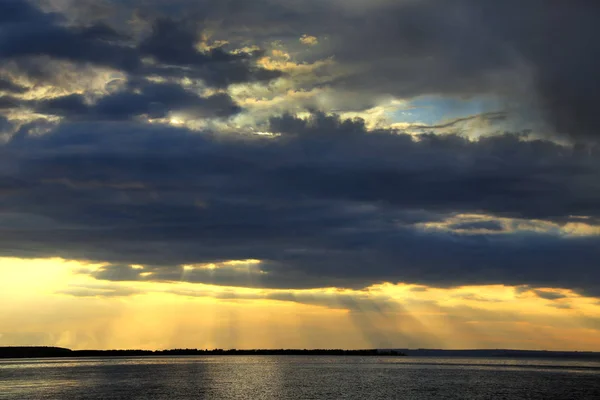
[0, 346, 406, 359]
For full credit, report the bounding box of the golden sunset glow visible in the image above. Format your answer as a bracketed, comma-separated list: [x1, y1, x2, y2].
[2, 257, 599, 351]
[1, 0, 599, 357]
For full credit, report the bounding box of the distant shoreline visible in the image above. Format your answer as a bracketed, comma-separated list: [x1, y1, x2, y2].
[0, 347, 405, 359]
[2, 347, 600, 360]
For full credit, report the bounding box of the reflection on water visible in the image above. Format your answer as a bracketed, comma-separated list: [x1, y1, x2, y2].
[1, 356, 599, 399]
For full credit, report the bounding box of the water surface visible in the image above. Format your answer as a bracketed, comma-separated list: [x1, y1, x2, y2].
[1, 356, 599, 399]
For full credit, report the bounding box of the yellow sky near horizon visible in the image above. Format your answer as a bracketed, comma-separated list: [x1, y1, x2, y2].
[1, 257, 600, 351]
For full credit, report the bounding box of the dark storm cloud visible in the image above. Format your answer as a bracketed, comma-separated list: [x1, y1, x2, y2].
[0, 77, 27, 94]
[135, 17, 282, 86]
[170, 0, 600, 140]
[35, 81, 241, 120]
[5, 1, 597, 139]
[0, 0, 280, 89]
[35, 94, 89, 117]
[0, 115, 13, 133]
[477, 0, 600, 140]
[1, 1, 599, 295]
[0, 0, 140, 72]
[0, 0, 46, 24]
[133, 0, 595, 140]
[1, 113, 600, 294]
[320, 1, 517, 98]
[138, 18, 242, 67]
[312, 0, 600, 140]
[0, 95, 22, 110]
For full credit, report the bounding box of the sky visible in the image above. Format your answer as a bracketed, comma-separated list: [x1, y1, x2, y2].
[1, 0, 600, 351]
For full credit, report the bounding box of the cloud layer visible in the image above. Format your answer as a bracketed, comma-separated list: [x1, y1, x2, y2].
[1, 0, 599, 296]
[2, 113, 600, 293]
